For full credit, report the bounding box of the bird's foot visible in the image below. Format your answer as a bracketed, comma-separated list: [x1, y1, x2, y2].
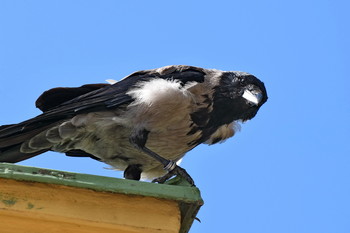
[124, 164, 142, 180]
[152, 163, 195, 186]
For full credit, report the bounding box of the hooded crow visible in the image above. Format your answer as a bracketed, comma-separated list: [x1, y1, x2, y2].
[0, 65, 268, 185]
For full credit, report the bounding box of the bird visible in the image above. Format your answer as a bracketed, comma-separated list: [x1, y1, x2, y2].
[0, 65, 268, 185]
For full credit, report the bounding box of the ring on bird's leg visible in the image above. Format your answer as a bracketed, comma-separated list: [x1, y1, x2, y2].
[152, 165, 195, 186]
[164, 160, 176, 171]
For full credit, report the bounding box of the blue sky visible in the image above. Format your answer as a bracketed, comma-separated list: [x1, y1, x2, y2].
[0, 1, 349, 232]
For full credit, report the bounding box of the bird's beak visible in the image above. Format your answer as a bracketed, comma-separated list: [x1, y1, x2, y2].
[242, 89, 263, 106]
[106, 79, 118, 84]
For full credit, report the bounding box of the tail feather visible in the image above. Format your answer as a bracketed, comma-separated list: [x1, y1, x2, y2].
[0, 123, 52, 163]
[0, 82, 111, 163]
[0, 144, 49, 163]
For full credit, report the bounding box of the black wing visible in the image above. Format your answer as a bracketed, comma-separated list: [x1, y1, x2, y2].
[35, 83, 111, 112]
[0, 65, 206, 160]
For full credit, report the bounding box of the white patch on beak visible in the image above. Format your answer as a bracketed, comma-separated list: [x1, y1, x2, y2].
[106, 79, 118, 84]
[242, 89, 262, 105]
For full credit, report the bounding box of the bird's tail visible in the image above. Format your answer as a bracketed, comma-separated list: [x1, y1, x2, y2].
[0, 123, 51, 163]
[0, 83, 111, 163]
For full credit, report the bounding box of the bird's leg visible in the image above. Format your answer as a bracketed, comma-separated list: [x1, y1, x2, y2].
[130, 129, 195, 186]
[140, 146, 195, 185]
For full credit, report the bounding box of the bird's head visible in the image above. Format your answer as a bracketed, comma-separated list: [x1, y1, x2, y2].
[211, 71, 268, 124]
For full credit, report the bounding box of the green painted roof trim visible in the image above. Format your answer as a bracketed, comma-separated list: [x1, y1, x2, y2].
[0, 163, 203, 233]
[0, 163, 203, 204]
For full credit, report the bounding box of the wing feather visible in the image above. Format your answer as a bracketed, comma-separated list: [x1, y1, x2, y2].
[0, 65, 205, 145]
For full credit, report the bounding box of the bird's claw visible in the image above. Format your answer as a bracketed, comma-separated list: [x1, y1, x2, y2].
[152, 165, 195, 186]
